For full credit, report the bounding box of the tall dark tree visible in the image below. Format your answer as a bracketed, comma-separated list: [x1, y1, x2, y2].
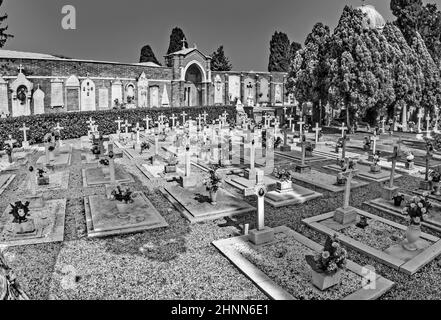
[287, 23, 330, 124]
[166, 27, 188, 55]
[139, 44, 161, 65]
[289, 41, 302, 63]
[391, 0, 441, 63]
[268, 31, 291, 72]
[210, 46, 232, 71]
[0, 0, 13, 48]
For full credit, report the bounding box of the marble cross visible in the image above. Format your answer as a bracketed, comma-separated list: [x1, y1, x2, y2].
[20, 123, 30, 143]
[115, 117, 123, 134]
[297, 118, 305, 136]
[313, 123, 322, 144]
[287, 116, 294, 132]
[87, 117, 96, 132]
[202, 111, 208, 123]
[387, 145, 400, 189]
[5, 135, 16, 148]
[340, 159, 358, 209]
[170, 114, 178, 128]
[144, 115, 151, 132]
[370, 132, 379, 155]
[181, 111, 188, 124]
[122, 120, 132, 135]
[254, 169, 267, 231]
[340, 122, 348, 138]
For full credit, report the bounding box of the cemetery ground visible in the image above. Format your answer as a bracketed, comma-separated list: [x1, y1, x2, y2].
[2, 135, 441, 300]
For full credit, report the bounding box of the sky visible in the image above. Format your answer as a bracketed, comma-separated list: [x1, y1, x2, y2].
[0, 0, 406, 71]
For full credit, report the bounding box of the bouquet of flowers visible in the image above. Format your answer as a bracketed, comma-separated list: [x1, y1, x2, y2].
[110, 186, 134, 204]
[203, 167, 223, 193]
[273, 167, 292, 182]
[406, 152, 415, 162]
[402, 193, 431, 226]
[140, 142, 150, 153]
[167, 154, 179, 166]
[430, 169, 441, 183]
[305, 234, 347, 275]
[372, 152, 381, 166]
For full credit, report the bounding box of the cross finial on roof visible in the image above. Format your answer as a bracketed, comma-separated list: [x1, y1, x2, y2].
[181, 37, 187, 50]
[18, 64, 23, 74]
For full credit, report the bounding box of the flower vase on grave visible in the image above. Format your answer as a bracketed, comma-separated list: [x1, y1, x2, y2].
[209, 190, 218, 206]
[336, 173, 347, 185]
[116, 203, 131, 218]
[276, 181, 292, 193]
[405, 161, 414, 170]
[403, 225, 422, 251]
[311, 269, 342, 291]
[392, 194, 405, 207]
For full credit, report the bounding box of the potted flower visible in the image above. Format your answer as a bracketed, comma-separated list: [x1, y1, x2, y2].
[305, 141, 314, 157]
[273, 167, 292, 192]
[405, 152, 415, 170]
[401, 193, 431, 251]
[110, 186, 135, 218]
[430, 169, 441, 195]
[36, 168, 49, 186]
[91, 144, 101, 159]
[370, 152, 381, 173]
[305, 234, 347, 291]
[392, 193, 405, 207]
[335, 137, 344, 154]
[203, 168, 223, 205]
[140, 142, 150, 155]
[4, 144, 13, 163]
[164, 154, 179, 173]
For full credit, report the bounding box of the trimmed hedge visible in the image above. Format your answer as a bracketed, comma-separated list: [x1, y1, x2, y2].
[0, 106, 237, 147]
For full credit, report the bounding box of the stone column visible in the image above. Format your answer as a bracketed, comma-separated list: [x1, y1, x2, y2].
[269, 75, 274, 105]
[240, 74, 245, 103]
[224, 74, 229, 105]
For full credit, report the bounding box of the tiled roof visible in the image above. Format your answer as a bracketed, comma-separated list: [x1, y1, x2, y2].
[0, 49, 61, 60]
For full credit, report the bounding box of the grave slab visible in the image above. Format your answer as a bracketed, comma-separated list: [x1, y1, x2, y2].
[0, 174, 15, 196]
[265, 184, 323, 207]
[323, 163, 402, 183]
[163, 184, 255, 223]
[289, 169, 369, 193]
[0, 199, 67, 247]
[36, 153, 71, 169]
[84, 192, 168, 238]
[303, 209, 441, 275]
[82, 166, 134, 187]
[213, 226, 394, 300]
[275, 150, 327, 163]
[136, 163, 183, 182]
[366, 197, 441, 232]
[227, 175, 278, 196]
[24, 171, 69, 192]
[0, 158, 29, 172]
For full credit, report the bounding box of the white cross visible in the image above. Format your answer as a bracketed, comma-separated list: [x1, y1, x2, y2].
[115, 117, 123, 132]
[297, 118, 305, 136]
[5, 135, 17, 148]
[181, 111, 188, 124]
[340, 123, 348, 137]
[197, 114, 203, 127]
[159, 113, 166, 125]
[20, 123, 30, 142]
[54, 122, 64, 133]
[371, 132, 379, 154]
[202, 111, 208, 122]
[283, 106, 288, 114]
[417, 111, 423, 133]
[222, 111, 229, 124]
[313, 123, 322, 143]
[263, 114, 271, 128]
[144, 115, 151, 131]
[287, 116, 294, 131]
[170, 114, 178, 128]
[122, 120, 132, 134]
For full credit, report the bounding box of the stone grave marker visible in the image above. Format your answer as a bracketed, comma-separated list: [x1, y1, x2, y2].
[295, 134, 311, 174]
[383, 145, 400, 200]
[334, 158, 359, 225]
[19, 123, 30, 149]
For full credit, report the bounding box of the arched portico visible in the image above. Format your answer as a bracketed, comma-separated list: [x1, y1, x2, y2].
[184, 63, 204, 107]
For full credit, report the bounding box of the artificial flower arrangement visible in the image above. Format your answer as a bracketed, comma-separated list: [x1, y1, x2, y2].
[372, 152, 381, 166]
[305, 234, 347, 276]
[110, 186, 134, 204]
[406, 152, 415, 163]
[401, 193, 431, 226]
[140, 142, 150, 154]
[430, 169, 441, 183]
[203, 167, 223, 193]
[273, 167, 292, 183]
[392, 192, 406, 206]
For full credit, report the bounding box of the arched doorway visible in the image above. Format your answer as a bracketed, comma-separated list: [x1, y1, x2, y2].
[184, 64, 203, 106]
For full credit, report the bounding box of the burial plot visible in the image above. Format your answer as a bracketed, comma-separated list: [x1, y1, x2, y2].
[24, 170, 69, 192]
[303, 209, 441, 275]
[323, 163, 402, 183]
[213, 226, 394, 300]
[36, 148, 71, 169]
[288, 169, 368, 193]
[366, 195, 441, 233]
[265, 182, 322, 208]
[82, 145, 133, 187]
[84, 191, 168, 238]
[0, 174, 15, 196]
[163, 184, 255, 223]
[0, 198, 67, 247]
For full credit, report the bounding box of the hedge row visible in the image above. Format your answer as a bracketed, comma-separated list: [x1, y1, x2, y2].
[0, 106, 237, 147]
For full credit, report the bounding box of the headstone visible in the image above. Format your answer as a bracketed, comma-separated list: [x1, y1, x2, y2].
[98, 87, 109, 110]
[50, 78, 64, 108]
[33, 86, 45, 115]
[0, 75, 9, 116]
[20, 123, 30, 148]
[80, 78, 96, 111]
[334, 158, 359, 225]
[297, 118, 305, 136]
[313, 122, 322, 144]
[420, 143, 433, 191]
[244, 139, 257, 180]
[111, 79, 123, 108]
[179, 145, 196, 188]
[115, 117, 123, 135]
[340, 123, 348, 138]
[383, 145, 400, 200]
[149, 86, 159, 107]
[295, 135, 311, 173]
[249, 170, 274, 245]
